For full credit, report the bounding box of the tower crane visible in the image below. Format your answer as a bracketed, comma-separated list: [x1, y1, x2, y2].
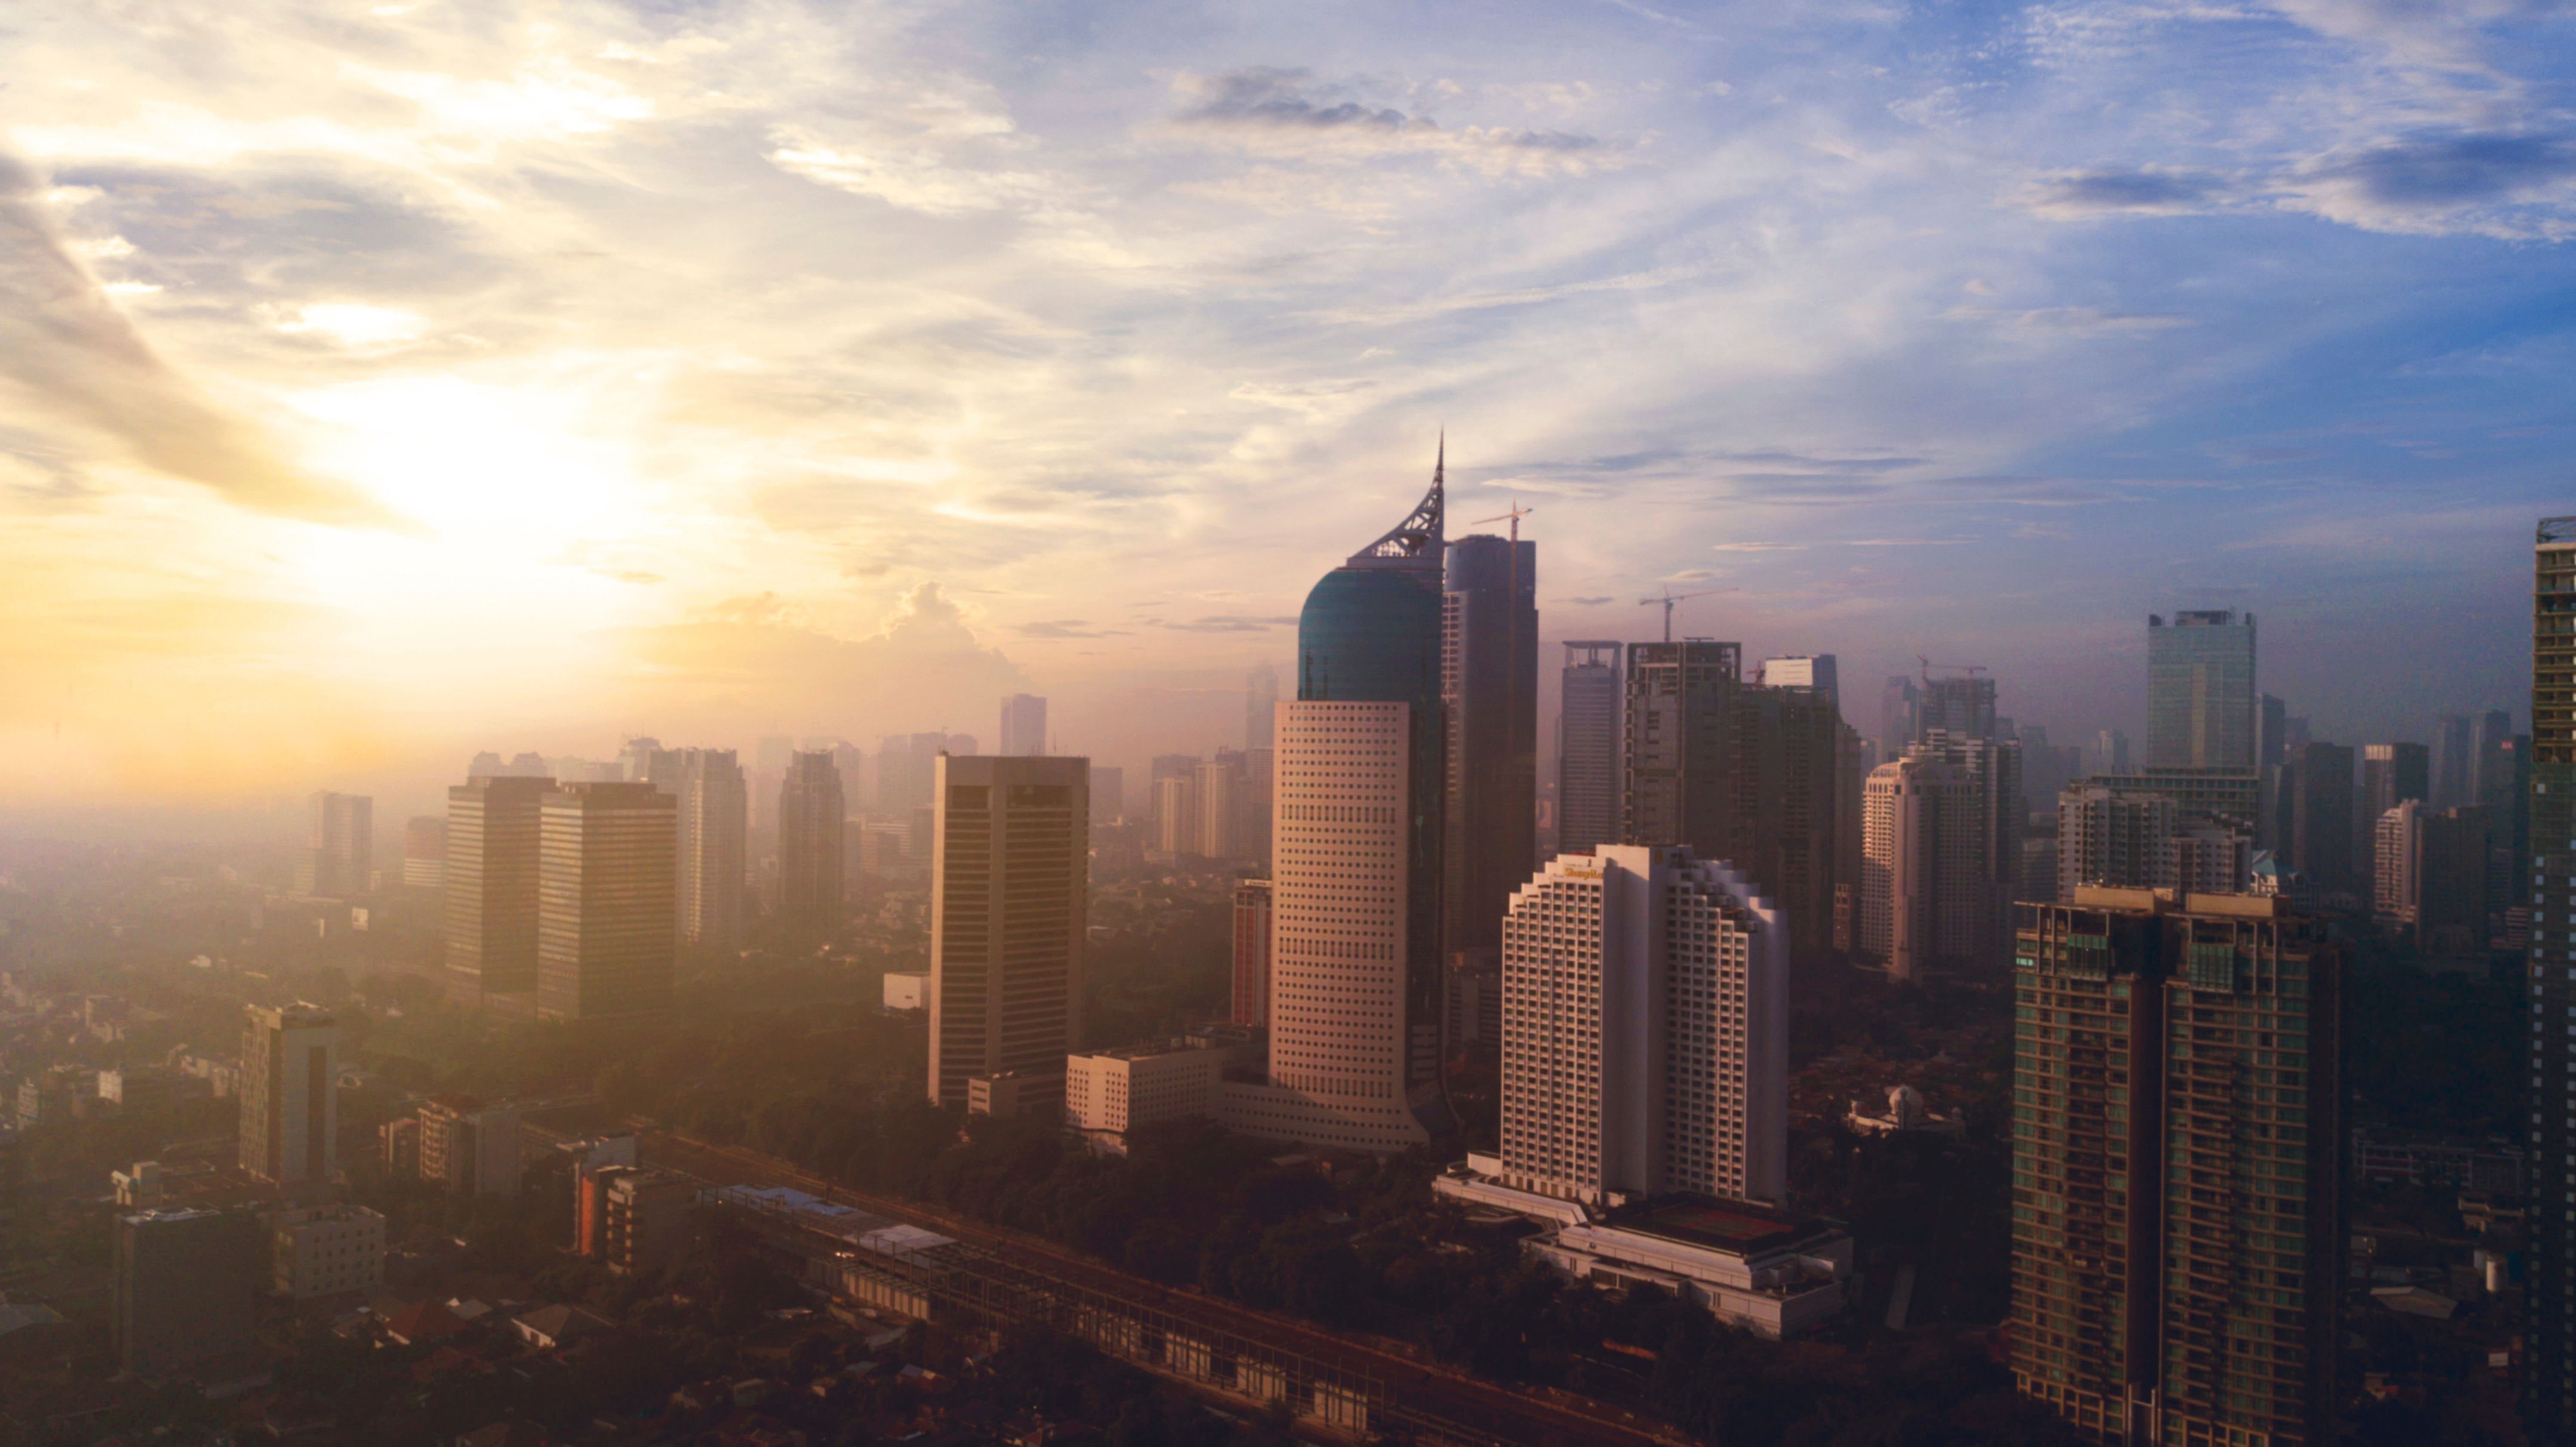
[1640, 585, 1739, 644]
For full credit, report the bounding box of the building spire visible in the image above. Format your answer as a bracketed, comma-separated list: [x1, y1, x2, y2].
[1345, 436, 1447, 570]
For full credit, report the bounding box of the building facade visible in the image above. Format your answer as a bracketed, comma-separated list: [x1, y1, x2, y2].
[239, 1003, 336, 1188]
[296, 790, 372, 898]
[998, 693, 1048, 756]
[2145, 611, 2257, 769]
[1859, 757, 1976, 981]
[926, 755, 1089, 1112]
[272, 1204, 385, 1299]
[402, 815, 446, 889]
[1558, 641, 1624, 856]
[113, 1208, 262, 1379]
[778, 750, 845, 928]
[1440, 531, 1538, 966]
[417, 1094, 524, 1197]
[536, 782, 677, 1021]
[2535, 519, 2576, 1436]
[1230, 879, 1272, 1028]
[1065, 1045, 1221, 1148]
[1623, 640, 1740, 857]
[445, 773, 552, 1011]
[660, 747, 747, 951]
[1494, 845, 1787, 1205]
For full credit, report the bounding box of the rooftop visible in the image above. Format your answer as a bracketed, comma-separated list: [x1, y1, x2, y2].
[1596, 1195, 1838, 1256]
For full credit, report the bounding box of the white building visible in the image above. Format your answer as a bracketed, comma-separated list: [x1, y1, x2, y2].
[882, 971, 927, 1011]
[1218, 700, 1433, 1154]
[1528, 1198, 1851, 1339]
[1758, 654, 1838, 701]
[1494, 845, 1788, 1207]
[2374, 799, 2422, 926]
[1859, 758, 1976, 981]
[1065, 1044, 1220, 1152]
[239, 1003, 337, 1188]
[273, 1204, 385, 1299]
[998, 694, 1048, 757]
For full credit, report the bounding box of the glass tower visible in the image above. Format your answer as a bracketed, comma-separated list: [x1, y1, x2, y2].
[2146, 611, 2257, 770]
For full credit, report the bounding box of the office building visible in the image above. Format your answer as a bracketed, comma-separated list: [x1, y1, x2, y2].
[597, 1167, 692, 1274]
[1088, 765, 1125, 825]
[2432, 713, 2475, 810]
[1559, 642, 1623, 855]
[272, 1204, 385, 1299]
[2009, 888, 2343, 1447]
[113, 1207, 262, 1379]
[874, 733, 946, 815]
[1624, 640, 1740, 855]
[1441, 530, 1539, 966]
[239, 1002, 336, 1188]
[1152, 773, 1199, 855]
[658, 748, 746, 950]
[537, 782, 676, 1022]
[1918, 673, 1998, 743]
[2058, 784, 2251, 901]
[417, 1094, 524, 1197]
[777, 750, 845, 928]
[295, 790, 372, 898]
[1066, 1044, 1222, 1151]
[2145, 611, 2257, 769]
[402, 816, 446, 889]
[2091, 728, 2132, 777]
[1197, 749, 1250, 860]
[445, 773, 552, 1011]
[1494, 845, 1787, 1205]
[1731, 682, 1845, 956]
[2531, 519, 2576, 1437]
[1880, 675, 1920, 762]
[2371, 799, 2422, 927]
[1230, 879, 1272, 1027]
[2284, 743, 2355, 894]
[1761, 654, 1837, 700]
[1859, 756, 1977, 981]
[999, 694, 1048, 756]
[1219, 451, 1449, 1152]
[927, 755, 1088, 1112]
[2358, 743, 2428, 830]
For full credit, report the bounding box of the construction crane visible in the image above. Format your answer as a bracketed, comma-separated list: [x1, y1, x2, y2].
[1469, 502, 1535, 541]
[1640, 585, 1740, 644]
[1916, 655, 1991, 682]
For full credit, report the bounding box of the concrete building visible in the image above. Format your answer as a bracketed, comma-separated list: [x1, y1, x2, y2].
[778, 751, 845, 929]
[2009, 888, 2343, 1446]
[1088, 765, 1125, 825]
[598, 1167, 692, 1274]
[2534, 519, 2576, 1438]
[1441, 530, 1538, 969]
[1622, 640, 1740, 858]
[445, 773, 552, 1013]
[239, 1002, 336, 1189]
[1152, 774, 1198, 857]
[1917, 674, 1997, 743]
[998, 694, 1048, 757]
[2058, 784, 2251, 901]
[927, 755, 1089, 1114]
[1196, 750, 1248, 860]
[1557, 642, 1623, 856]
[1528, 1197, 1850, 1339]
[1229, 879, 1272, 1028]
[113, 1207, 262, 1379]
[1494, 846, 1787, 1206]
[1065, 1044, 1221, 1151]
[295, 790, 372, 898]
[537, 782, 676, 1022]
[380, 1117, 418, 1176]
[2433, 712, 2476, 811]
[881, 971, 927, 1011]
[417, 1094, 524, 1198]
[1879, 675, 1920, 762]
[272, 1203, 385, 1299]
[641, 747, 748, 952]
[1859, 756, 1977, 981]
[402, 816, 447, 889]
[2145, 611, 2256, 769]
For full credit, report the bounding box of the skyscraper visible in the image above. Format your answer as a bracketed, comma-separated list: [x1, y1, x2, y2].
[1624, 639, 1740, 853]
[2432, 712, 2475, 809]
[1860, 756, 1975, 981]
[658, 748, 746, 950]
[1558, 642, 1622, 855]
[1196, 749, 1249, 860]
[2286, 742, 2355, 893]
[2358, 742, 2428, 823]
[296, 790, 372, 897]
[402, 815, 446, 889]
[1246, 663, 1278, 751]
[1494, 845, 1788, 1205]
[1880, 674, 1920, 761]
[1087, 765, 1124, 825]
[926, 755, 1088, 1111]
[536, 782, 676, 1022]
[1918, 673, 1997, 742]
[875, 733, 946, 815]
[1231, 879, 1272, 1028]
[2056, 784, 2249, 901]
[777, 750, 845, 927]
[1731, 682, 1845, 956]
[1761, 654, 1837, 700]
[2530, 518, 2576, 1438]
[1441, 531, 1538, 967]
[1153, 773, 1198, 855]
[2009, 888, 2343, 1447]
[444, 773, 552, 1012]
[998, 693, 1048, 756]
[2145, 610, 2257, 768]
[1220, 450, 1448, 1151]
[239, 1003, 337, 1188]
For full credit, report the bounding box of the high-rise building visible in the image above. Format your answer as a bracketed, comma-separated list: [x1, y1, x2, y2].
[1220, 448, 1449, 1152]
[113, 1207, 262, 1379]
[777, 751, 845, 927]
[1919, 673, 1998, 743]
[2285, 742, 2355, 894]
[416, 1094, 524, 1197]
[1246, 664, 1279, 751]
[2358, 743, 2428, 824]
[999, 694, 1048, 756]
[1197, 749, 1248, 860]
[1624, 640, 1741, 854]
[1880, 675, 1920, 762]
[873, 734, 946, 816]
[2371, 799, 2422, 927]
[1558, 642, 1623, 855]
[1730, 683, 1844, 956]
[2419, 805, 2497, 957]
[2090, 728, 2132, 777]
[1088, 765, 1125, 825]
[926, 755, 1088, 1112]
[1153, 773, 1199, 855]
[239, 1003, 336, 1188]
[296, 790, 372, 897]
[1761, 654, 1837, 700]
[402, 815, 446, 889]
[2058, 783, 2250, 902]
[2009, 888, 2343, 1447]
[2259, 696, 2288, 770]
[536, 782, 676, 1022]
[1441, 531, 1538, 966]
[445, 773, 552, 1011]
[2432, 712, 2475, 809]
[1859, 756, 1976, 981]
[1494, 845, 1788, 1205]
[2530, 518, 2576, 1437]
[2145, 611, 2257, 769]
[1230, 879, 1272, 1027]
[659, 748, 746, 950]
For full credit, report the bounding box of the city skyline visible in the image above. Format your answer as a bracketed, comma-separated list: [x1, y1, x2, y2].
[0, 3, 2563, 820]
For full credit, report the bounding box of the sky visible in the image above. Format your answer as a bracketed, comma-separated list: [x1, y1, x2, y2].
[3, 0, 2573, 826]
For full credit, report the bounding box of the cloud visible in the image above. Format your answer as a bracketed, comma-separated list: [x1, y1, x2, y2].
[1944, 305, 2194, 335]
[2016, 167, 2229, 218]
[766, 126, 1059, 217]
[1564, 595, 1616, 605]
[1314, 262, 1704, 326]
[0, 153, 404, 527]
[1018, 618, 1130, 638]
[1162, 615, 1300, 632]
[270, 303, 428, 349]
[1710, 541, 1806, 552]
[1159, 68, 1623, 177]
[2281, 130, 2576, 237]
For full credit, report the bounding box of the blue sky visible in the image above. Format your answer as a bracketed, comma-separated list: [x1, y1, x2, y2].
[0, 0, 2570, 807]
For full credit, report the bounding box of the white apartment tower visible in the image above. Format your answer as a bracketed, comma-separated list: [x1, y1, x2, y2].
[1860, 757, 1978, 981]
[240, 1003, 338, 1188]
[1497, 845, 1787, 1205]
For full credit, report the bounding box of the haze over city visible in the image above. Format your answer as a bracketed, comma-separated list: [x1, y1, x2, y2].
[3, 0, 2564, 827]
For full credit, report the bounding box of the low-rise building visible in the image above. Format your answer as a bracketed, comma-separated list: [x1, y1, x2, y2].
[112, 1160, 163, 1209]
[113, 1207, 264, 1379]
[273, 1204, 386, 1299]
[417, 1095, 523, 1197]
[966, 1071, 1057, 1120]
[1064, 1043, 1220, 1152]
[1530, 1196, 1852, 1339]
[881, 972, 928, 1011]
[601, 1167, 693, 1275]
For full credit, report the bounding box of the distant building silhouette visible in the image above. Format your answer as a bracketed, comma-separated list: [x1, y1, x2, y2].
[536, 783, 675, 1022]
[1557, 642, 1623, 855]
[998, 694, 1048, 756]
[2145, 610, 2256, 768]
[296, 791, 371, 897]
[927, 756, 1088, 1115]
[777, 751, 844, 928]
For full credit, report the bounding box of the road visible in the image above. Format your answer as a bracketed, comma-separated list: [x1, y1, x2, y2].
[639, 1129, 1695, 1447]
